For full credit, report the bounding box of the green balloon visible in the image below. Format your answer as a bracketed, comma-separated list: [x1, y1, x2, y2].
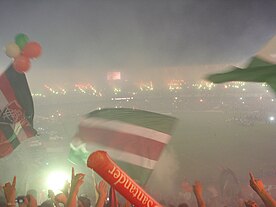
[15, 33, 29, 50]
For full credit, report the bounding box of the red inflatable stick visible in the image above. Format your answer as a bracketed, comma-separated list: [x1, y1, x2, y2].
[87, 151, 162, 207]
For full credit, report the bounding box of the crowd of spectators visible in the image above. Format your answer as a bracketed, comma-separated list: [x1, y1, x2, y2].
[1, 166, 275, 207]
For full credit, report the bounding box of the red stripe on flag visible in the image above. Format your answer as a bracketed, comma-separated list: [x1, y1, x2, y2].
[0, 73, 35, 133]
[0, 73, 18, 103]
[78, 126, 165, 160]
[0, 129, 14, 158]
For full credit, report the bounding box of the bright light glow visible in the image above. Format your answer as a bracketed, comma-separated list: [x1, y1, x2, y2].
[269, 116, 275, 121]
[46, 171, 70, 194]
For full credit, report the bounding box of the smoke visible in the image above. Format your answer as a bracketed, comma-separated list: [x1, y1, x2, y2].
[146, 147, 180, 200]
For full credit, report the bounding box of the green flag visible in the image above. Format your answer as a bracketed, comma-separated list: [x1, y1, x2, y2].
[206, 35, 276, 93]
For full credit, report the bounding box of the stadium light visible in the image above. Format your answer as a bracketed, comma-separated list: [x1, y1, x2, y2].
[46, 171, 70, 194]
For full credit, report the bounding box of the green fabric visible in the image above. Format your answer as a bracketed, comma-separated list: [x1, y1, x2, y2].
[85, 108, 177, 134]
[116, 160, 153, 185]
[246, 56, 272, 68]
[206, 56, 276, 87]
[68, 145, 89, 165]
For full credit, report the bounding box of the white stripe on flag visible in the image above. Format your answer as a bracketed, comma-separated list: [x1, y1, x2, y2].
[80, 117, 171, 144]
[74, 139, 157, 169]
[14, 123, 27, 142]
[0, 90, 9, 111]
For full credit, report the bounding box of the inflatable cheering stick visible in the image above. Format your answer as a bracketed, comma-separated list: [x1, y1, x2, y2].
[87, 151, 162, 207]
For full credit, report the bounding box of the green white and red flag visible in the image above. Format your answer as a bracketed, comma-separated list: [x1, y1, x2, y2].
[69, 108, 177, 185]
[0, 65, 36, 158]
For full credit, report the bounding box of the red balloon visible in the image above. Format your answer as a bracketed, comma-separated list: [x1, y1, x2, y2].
[13, 55, 31, 73]
[22, 42, 42, 59]
[87, 151, 163, 207]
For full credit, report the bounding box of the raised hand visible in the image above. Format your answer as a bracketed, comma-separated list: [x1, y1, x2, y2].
[96, 180, 108, 198]
[193, 181, 203, 196]
[66, 167, 85, 207]
[95, 180, 108, 207]
[192, 181, 206, 207]
[70, 167, 85, 195]
[3, 176, 16, 206]
[249, 172, 265, 193]
[249, 172, 276, 207]
[244, 200, 259, 207]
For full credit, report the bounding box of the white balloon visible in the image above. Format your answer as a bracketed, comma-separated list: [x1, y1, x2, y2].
[5, 42, 20, 58]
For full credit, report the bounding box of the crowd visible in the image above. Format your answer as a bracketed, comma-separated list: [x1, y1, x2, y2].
[0, 167, 275, 207]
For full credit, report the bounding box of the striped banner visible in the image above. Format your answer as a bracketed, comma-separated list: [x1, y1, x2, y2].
[69, 108, 177, 185]
[0, 65, 36, 158]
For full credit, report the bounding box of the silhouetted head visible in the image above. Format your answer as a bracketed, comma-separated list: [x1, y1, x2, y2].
[178, 203, 189, 207]
[27, 189, 37, 199]
[78, 196, 91, 207]
[40, 200, 54, 207]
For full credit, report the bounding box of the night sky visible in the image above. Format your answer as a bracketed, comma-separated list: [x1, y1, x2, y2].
[0, 0, 276, 85]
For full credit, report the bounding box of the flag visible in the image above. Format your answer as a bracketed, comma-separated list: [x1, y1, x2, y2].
[205, 35, 276, 92]
[0, 65, 36, 158]
[69, 108, 177, 185]
[107, 187, 118, 207]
